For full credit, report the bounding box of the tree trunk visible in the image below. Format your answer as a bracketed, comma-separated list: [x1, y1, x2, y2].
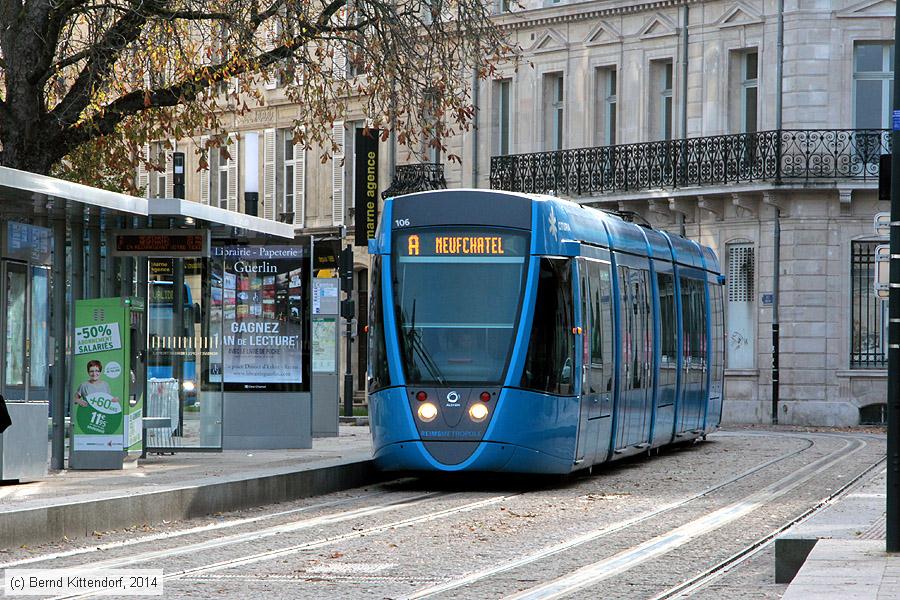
[0, 0, 63, 175]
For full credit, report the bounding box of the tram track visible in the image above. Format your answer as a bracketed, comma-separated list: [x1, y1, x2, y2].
[36, 490, 451, 576]
[503, 435, 870, 600]
[20, 433, 812, 581]
[0, 489, 394, 572]
[401, 432, 826, 599]
[6, 430, 876, 600]
[51, 492, 521, 599]
[648, 461, 887, 600]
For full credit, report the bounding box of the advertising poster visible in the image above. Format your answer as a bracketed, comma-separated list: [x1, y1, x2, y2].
[312, 318, 337, 373]
[312, 278, 339, 316]
[210, 245, 307, 390]
[6, 221, 53, 263]
[72, 301, 127, 452]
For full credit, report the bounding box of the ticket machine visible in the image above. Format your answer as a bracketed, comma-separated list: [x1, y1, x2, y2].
[70, 297, 145, 470]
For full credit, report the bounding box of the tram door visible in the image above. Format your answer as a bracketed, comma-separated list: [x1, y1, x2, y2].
[576, 258, 615, 464]
[678, 274, 708, 433]
[575, 260, 592, 464]
[615, 260, 653, 450]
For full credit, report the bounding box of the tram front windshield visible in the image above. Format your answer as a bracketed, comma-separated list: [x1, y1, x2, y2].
[392, 227, 529, 386]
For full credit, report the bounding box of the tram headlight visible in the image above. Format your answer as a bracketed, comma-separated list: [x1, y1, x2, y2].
[468, 403, 489, 423]
[417, 402, 438, 422]
[182, 380, 196, 393]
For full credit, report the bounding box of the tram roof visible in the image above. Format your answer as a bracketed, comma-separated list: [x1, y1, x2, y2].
[0, 166, 294, 239]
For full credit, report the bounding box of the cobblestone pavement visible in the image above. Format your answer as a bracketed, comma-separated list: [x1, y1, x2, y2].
[0, 427, 886, 599]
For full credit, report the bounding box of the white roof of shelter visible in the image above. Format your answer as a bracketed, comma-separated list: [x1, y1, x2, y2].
[0, 166, 294, 239]
[147, 198, 292, 239]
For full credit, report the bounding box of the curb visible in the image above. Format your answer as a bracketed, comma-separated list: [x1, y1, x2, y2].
[0, 459, 384, 549]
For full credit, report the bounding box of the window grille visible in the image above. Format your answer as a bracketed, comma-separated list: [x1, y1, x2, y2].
[728, 245, 754, 302]
[851, 240, 886, 369]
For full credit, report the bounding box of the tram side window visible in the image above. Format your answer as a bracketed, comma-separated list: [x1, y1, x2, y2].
[657, 271, 677, 404]
[589, 265, 602, 365]
[521, 258, 575, 396]
[590, 262, 614, 393]
[368, 257, 391, 392]
[680, 277, 707, 365]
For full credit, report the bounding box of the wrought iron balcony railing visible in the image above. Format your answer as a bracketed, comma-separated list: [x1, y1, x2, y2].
[490, 129, 891, 196]
[381, 162, 447, 199]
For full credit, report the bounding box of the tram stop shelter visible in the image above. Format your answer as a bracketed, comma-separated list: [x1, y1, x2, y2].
[0, 165, 307, 479]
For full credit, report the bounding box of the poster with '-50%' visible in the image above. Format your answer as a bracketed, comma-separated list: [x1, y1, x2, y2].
[72, 322, 126, 451]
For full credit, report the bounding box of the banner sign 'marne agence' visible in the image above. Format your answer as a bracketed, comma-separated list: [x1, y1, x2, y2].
[354, 129, 380, 247]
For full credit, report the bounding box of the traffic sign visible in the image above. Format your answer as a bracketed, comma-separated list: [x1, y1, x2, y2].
[875, 244, 890, 299]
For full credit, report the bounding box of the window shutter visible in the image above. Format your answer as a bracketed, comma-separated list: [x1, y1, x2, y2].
[263, 129, 276, 220]
[199, 136, 210, 205]
[332, 121, 345, 226]
[294, 143, 305, 226]
[263, 23, 278, 90]
[332, 10, 347, 79]
[165, 141, 175, 198]
[728, 244, 755, 302]
[138, 144, 150, 198]
[334, 44, 347, 79]
[227, 133, 238, 212]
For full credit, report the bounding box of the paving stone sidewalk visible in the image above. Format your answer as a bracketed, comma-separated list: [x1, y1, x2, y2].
[782, 467, 899, 599]
[0, 426, 376, 548]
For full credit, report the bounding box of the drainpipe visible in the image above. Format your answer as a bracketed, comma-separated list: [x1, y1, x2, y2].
[471, 68, 480, 186]
[680, 6, 689, 140]
[389, 78, 397, 184]
[775, 0, 784, 133]
[771, 0, 784, 424]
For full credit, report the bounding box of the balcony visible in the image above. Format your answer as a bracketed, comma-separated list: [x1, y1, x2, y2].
[382, 162, 447, 199]
[490, 129, 890, 197]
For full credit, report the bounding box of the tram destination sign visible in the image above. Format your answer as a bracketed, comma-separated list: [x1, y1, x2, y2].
[112, 229, 210, 257]
[399, 229, 528, 258]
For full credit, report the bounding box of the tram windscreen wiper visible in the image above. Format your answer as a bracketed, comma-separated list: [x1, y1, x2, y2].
[405, 299, 447, 386]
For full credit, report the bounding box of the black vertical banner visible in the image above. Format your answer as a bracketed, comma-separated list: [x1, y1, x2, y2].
[354, 129, 380, 247]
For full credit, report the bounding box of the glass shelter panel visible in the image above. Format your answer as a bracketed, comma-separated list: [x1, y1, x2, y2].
[144, 245, 312, 451]
[5, 262, 27, 388]
[146, 257, 223, 450]
[30, 267, 50, 390]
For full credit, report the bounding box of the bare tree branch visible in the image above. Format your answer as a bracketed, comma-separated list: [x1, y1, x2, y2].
[1, 0, 519, 180]
[49, 1, 149, 128]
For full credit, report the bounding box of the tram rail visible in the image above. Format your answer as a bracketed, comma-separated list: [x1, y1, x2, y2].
[505, 435, 868, 599]
[649, 461, 887, 600]
[0, 430, 881, 600]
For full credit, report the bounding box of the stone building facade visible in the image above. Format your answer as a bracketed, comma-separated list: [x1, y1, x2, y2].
[479, 0, 894, 426]
[143, 0, 894, 424]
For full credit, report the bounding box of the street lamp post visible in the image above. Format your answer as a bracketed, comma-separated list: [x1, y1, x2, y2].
[887, 1, 900, 553]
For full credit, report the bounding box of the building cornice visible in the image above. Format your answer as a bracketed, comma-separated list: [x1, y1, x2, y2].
[497, 0, 698, 32]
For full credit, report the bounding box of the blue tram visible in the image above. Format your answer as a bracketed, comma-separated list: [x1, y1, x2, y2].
[367, 189, 724, 474]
